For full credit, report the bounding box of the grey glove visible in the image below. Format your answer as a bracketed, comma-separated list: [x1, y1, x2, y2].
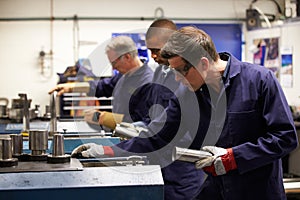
[195, 146, 227, 169]
[71, 143, 104, 158]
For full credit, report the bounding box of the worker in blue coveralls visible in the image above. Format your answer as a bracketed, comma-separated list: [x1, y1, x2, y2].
[49, 35, 153, 129]
[126, 19, 204, 200]
[159, 26, 298, 200]
[72, 26, 298, 200]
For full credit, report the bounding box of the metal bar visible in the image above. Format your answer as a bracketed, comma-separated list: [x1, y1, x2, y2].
[0, 16, 246, 22]
[63, 106, 112, 110]
[63, 97, 113, 101]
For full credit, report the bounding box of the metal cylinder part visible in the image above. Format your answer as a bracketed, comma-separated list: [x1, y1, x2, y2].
[29, 130, 48, 156]
[47, 133, 70, 164]
[0, 138, 12, 160]
[172, 146, 212, 162]
[10, 134, 23, 156]
[0, 137, 18, 167]
[52, 134, 65, 156]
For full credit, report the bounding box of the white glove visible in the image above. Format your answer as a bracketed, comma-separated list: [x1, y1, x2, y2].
[195, 146, 227, 169]
[71, 143, 104, 158]
[196, 146, 237, 176]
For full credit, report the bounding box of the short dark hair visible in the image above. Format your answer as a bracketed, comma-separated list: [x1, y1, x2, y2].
[161, 26, 219, 66]
[146, 18, 177, 42]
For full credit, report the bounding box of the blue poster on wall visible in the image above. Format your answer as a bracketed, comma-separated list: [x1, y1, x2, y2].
[176, 23, 242, 60]
[113, 23, 242, 63]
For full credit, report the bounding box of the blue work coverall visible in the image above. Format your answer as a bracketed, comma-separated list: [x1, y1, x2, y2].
[129, 65, 205, 199]
[112, 53, 298, 200]
[89, 63, 153, 123]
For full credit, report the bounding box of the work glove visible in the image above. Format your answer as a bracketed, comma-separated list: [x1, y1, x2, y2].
[83, 110, 124, 130]
[48, 82, 90, 96]
[195, 146, 237, 176]
[71, 143, 114, 158]
[84, 109, 101, 125]
[98, 111, 124, 130]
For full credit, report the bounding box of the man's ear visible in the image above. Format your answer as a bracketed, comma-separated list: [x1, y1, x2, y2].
[122, 53, 130, 60]
[200, 57, 209, 71]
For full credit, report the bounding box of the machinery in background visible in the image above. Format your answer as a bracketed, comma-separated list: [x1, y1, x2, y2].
[56, 59, 113, 119]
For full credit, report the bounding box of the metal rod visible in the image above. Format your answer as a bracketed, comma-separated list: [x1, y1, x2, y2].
[172, 147, 212, 162]
[49, 91, 57, 135]
[18, 93, 30, 132]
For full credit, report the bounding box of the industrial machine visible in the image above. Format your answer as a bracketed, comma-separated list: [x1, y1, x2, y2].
[0, 92, 164, 200]
[0, 128, 164, 200]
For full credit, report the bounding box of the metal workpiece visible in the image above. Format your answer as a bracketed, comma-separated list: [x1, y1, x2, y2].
[0, 137, 18, 167]
[10, 134, 23, 157]
[29, 130, 48, 160]
[172, 146, 212, 162]
[113, 122, 148, 139]
[18, 93, 30, 132]
[79, 156, 149, 167]
[49, 91, 58, 136]
[52, 134, 64, 156]
[47, 134, 70, 164]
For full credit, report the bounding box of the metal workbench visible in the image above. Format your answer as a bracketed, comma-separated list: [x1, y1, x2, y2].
[0, 160, 164, 200]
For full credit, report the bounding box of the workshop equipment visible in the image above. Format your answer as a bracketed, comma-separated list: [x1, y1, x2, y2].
[47, 133, 71, 163]
[0, 137, 18, 167]
[0, 132, 163, 199]
[10, 134, 23, 157]
[0, 98, 9, 118]
[28, 129, 48, 161]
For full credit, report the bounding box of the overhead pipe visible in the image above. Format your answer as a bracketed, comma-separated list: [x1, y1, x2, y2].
[0, 16, 245, 22]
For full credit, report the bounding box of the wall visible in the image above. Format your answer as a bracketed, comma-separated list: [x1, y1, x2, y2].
[0, 0, 292, 113]
[244, 22, 300, 106]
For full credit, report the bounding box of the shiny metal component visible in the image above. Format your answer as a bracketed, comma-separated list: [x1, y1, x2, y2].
[0, 97, 9, 118]
[79, 156, 149, 167]
[1, 138, 12, 160]
[114, 122, 147, 139]
[172, 146, 212, 162]
[18, 93, 30, 132]
[52, 134, 64, 156]
[0, 137, 18, 167]
[29, 130, 48, 156]
[10, 134, 23, 156]
[47, 133, 71, 163]
[49, 91, 58, 136]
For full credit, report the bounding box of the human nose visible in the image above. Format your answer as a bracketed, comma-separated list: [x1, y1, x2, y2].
[151, 52, 158, 59]
[175, 73, 183, 82]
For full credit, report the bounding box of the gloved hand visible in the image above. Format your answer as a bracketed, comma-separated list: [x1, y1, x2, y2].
[84, 109, 101, 125]
[195, 146, 237, 176]
[48, 82, 90, 96]
[71, 143, 114, 158]
[99, 111, 124, 130]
